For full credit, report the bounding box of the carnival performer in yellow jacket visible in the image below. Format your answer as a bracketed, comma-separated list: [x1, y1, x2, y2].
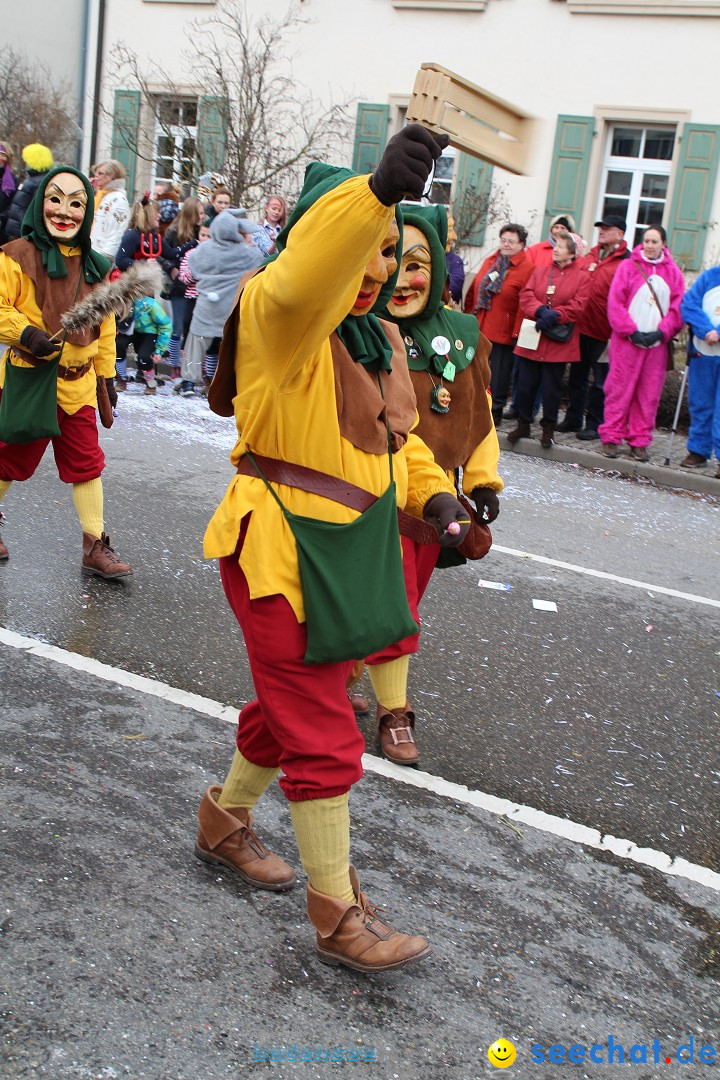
[0, 167, 131, 577]
[197, 127, 469, 973]
[365, 203, 503, 765]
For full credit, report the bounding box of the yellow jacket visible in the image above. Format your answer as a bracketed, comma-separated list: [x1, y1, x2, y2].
[0, 244, 116, 415]
[204, 175, 455, 621]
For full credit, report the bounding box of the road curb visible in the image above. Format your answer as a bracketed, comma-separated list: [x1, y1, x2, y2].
[498, 434, 720, 497]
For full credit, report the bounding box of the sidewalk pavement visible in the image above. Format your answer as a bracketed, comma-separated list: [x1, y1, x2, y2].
[497, 419, 720, 497]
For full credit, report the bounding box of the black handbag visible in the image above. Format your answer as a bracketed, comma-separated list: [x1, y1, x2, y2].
[543, 321, 574, 343]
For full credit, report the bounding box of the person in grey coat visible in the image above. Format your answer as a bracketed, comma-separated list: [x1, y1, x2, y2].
[183, 209, 264, 392]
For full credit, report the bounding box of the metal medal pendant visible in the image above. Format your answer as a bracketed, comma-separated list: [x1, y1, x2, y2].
[430, 384, 451, 413]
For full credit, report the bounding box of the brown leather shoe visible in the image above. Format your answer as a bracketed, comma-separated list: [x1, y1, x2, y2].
[195, 785, 295, 892]
[0, 513, 7, 560]
[307, 866, 431, 973]
[82, 532, 133, 579]
[348, 690, 370, 715]
[377, 702, 419, 766]
[601, 442, 619, 458]
[506, 419, 531, 444]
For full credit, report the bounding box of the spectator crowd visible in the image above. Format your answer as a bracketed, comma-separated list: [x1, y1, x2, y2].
[0, 137, 718, 478]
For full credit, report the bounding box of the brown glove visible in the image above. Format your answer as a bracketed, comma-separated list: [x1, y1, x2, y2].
[20, 325, 60, 359]
[369, 125, 449, 206]
[423, 492, 471, 548]
[471, 487, 500, 524]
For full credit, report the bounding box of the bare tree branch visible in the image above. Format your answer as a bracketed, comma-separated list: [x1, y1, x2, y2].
[0, 46, 78, 166]
[107, 0, 352, 213]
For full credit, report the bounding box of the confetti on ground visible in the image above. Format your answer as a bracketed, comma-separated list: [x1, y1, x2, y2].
[477, 579, 512, 591]
[532, 599, 558, 612]
[645, 624, 653, 632]
[122, 734, 147, 740]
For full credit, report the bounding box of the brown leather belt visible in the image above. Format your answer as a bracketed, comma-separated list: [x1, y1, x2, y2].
[10, 348, 92, 381]
[236, 453, 439, 545]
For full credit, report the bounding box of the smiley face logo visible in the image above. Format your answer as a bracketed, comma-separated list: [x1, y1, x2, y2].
[488, 1039, 516, 1068]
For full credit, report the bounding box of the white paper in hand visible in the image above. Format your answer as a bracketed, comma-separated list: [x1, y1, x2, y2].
[518, 318, 541, 350]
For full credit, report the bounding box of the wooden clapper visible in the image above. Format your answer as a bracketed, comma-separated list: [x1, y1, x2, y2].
[406, 62, 536, 174]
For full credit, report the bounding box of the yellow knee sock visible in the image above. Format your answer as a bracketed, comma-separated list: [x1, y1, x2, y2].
[218, 749, 280, 811]
[368, 655, 410, 710]
[290, 794, 355, 901]
[72, 478, 104, 537]
[0, 479, 12, 502]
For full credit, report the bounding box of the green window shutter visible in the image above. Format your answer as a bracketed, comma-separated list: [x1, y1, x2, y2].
[352, 104, 389, 173]
[111, 90, 141, 196]
[197, 95, 227, 174]
[453, 152, 494, 247]
[667, 123, 720, 271]
[543, 115, 594, 235]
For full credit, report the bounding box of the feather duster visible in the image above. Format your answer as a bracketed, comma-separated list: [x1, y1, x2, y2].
[60, 261, 165, 334]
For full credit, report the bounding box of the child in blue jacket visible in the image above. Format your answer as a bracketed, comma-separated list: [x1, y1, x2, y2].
[115, 292, 172, 395]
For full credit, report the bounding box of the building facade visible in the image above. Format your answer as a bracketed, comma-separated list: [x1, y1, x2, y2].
[93, 0, 719, 271]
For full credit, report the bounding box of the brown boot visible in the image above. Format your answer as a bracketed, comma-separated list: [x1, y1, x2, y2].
[602, 442, 620, 459]
[377, 702, 419, 766]
[506, 419, 531, 444]
[82, 532, 133, 579]
[307, 867, 431, 972]
[0, 512, 7, 561]
[195, 785, 295, 892]
[348, 690, 370, 715]
[540, 421, 554, 449]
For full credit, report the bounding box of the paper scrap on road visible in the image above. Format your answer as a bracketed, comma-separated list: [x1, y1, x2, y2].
[478, 579, 511, 591]
[532, 599, 558, 611]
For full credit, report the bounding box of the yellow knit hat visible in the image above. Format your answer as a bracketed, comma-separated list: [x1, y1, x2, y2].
[22, 143, 54, 172]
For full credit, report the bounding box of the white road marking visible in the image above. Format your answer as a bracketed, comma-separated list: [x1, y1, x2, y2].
[3, 625, 718, 894]
[493, 544, 720, 609]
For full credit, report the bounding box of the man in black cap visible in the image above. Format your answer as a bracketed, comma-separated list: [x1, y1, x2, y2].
[558, 215, 629, 439]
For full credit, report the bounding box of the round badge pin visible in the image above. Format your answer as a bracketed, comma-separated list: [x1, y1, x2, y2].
[431, 335, 451, 356]
[454, 339, 463, 351]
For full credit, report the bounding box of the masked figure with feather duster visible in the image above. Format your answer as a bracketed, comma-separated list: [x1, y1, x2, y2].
[0, 166, 132, 577]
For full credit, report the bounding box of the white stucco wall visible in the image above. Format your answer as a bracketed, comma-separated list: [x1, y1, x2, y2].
[96, 0, 720, 267]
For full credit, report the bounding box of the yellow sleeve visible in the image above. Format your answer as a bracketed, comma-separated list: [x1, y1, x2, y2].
[402, 422, 455, 517]
[93, 312, 117, 379]
[461, 390, 504, 494]
[0, 253, 34, 344]
[240, 175, 393, 385]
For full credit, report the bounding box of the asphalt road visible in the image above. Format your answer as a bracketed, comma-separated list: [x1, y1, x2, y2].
[1, 385, 718, 1078]
[0, 386, 717, 869]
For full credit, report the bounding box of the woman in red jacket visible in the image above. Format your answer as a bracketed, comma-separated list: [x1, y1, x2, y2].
[464, 223, 533, 425]
[507, 233, 590, 447]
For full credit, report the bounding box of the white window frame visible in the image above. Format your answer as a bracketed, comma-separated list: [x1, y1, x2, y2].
[152, 98, 198, 192]
[595, 123, 675, 249]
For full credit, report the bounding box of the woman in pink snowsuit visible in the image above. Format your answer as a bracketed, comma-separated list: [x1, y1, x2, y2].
[599, 226, 684, 460]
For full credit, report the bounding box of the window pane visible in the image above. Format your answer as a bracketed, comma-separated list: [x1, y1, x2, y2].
[157, 135, 174, 158]
[633, 227, 644, 249]
[611, 127, 641, 158]
[640, 173, 668, 199]
[637, 201, 664, 227]
[434, 155, 455, 182]
[644, 129, 674, 160]
[157, 100, 181, 127]
[602, 197, 630, 219]
[605, 171, 632, 196]
[182, 137, 196, 159]
[183, 101, 198, 127]
[430, 180, 451, 206]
